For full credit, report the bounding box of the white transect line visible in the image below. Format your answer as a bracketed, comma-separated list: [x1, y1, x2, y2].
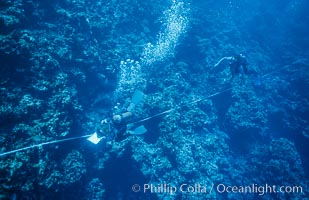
[262, 63, 293, 78]
[1, 87, 231, 157]
[128, 61, 299, 126]
[0, 134, 91, 157]
[127, 87, 233, 126]
[0, 61, 298, 157]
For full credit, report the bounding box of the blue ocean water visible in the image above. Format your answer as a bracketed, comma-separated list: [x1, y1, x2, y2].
[0, 0, 308, 199]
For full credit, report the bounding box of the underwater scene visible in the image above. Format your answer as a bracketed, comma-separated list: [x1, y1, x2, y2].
[0, 0, 308, 199]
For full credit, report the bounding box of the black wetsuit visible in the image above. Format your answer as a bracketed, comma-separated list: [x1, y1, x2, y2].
[96, 118, 115, 142]
[229, 55, 248, 78]
[113, 120, 128, 142]
[98, 118, 131, 142]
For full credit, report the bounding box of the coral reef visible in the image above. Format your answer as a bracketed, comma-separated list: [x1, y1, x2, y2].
[86, 178, 105, 200]
[0, 0, 308, 199]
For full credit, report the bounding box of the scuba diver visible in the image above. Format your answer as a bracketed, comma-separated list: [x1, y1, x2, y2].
[87, 90, 147, 145]
[214, 53, 249, 79]
[214, 53, 262, 87]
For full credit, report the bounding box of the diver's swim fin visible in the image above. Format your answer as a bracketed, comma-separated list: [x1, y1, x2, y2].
[132, 90, 144, 104]
[127, 90, 144, 112]
[128, 125, 147, 135]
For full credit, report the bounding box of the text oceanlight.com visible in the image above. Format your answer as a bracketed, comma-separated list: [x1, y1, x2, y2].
[131, 183, 303, 196]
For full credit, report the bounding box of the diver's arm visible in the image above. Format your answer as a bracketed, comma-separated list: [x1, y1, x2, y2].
[214, 57, 233, 67]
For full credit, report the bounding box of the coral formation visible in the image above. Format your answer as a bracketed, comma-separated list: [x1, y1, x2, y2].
[0, 0, 308, 199]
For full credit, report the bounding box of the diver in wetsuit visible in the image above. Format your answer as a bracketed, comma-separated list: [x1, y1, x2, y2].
[97, 111, 134, 143]
[88, 90, 147, 145]
[214, 53, 249, 79]
[214, 53, 262, 87]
